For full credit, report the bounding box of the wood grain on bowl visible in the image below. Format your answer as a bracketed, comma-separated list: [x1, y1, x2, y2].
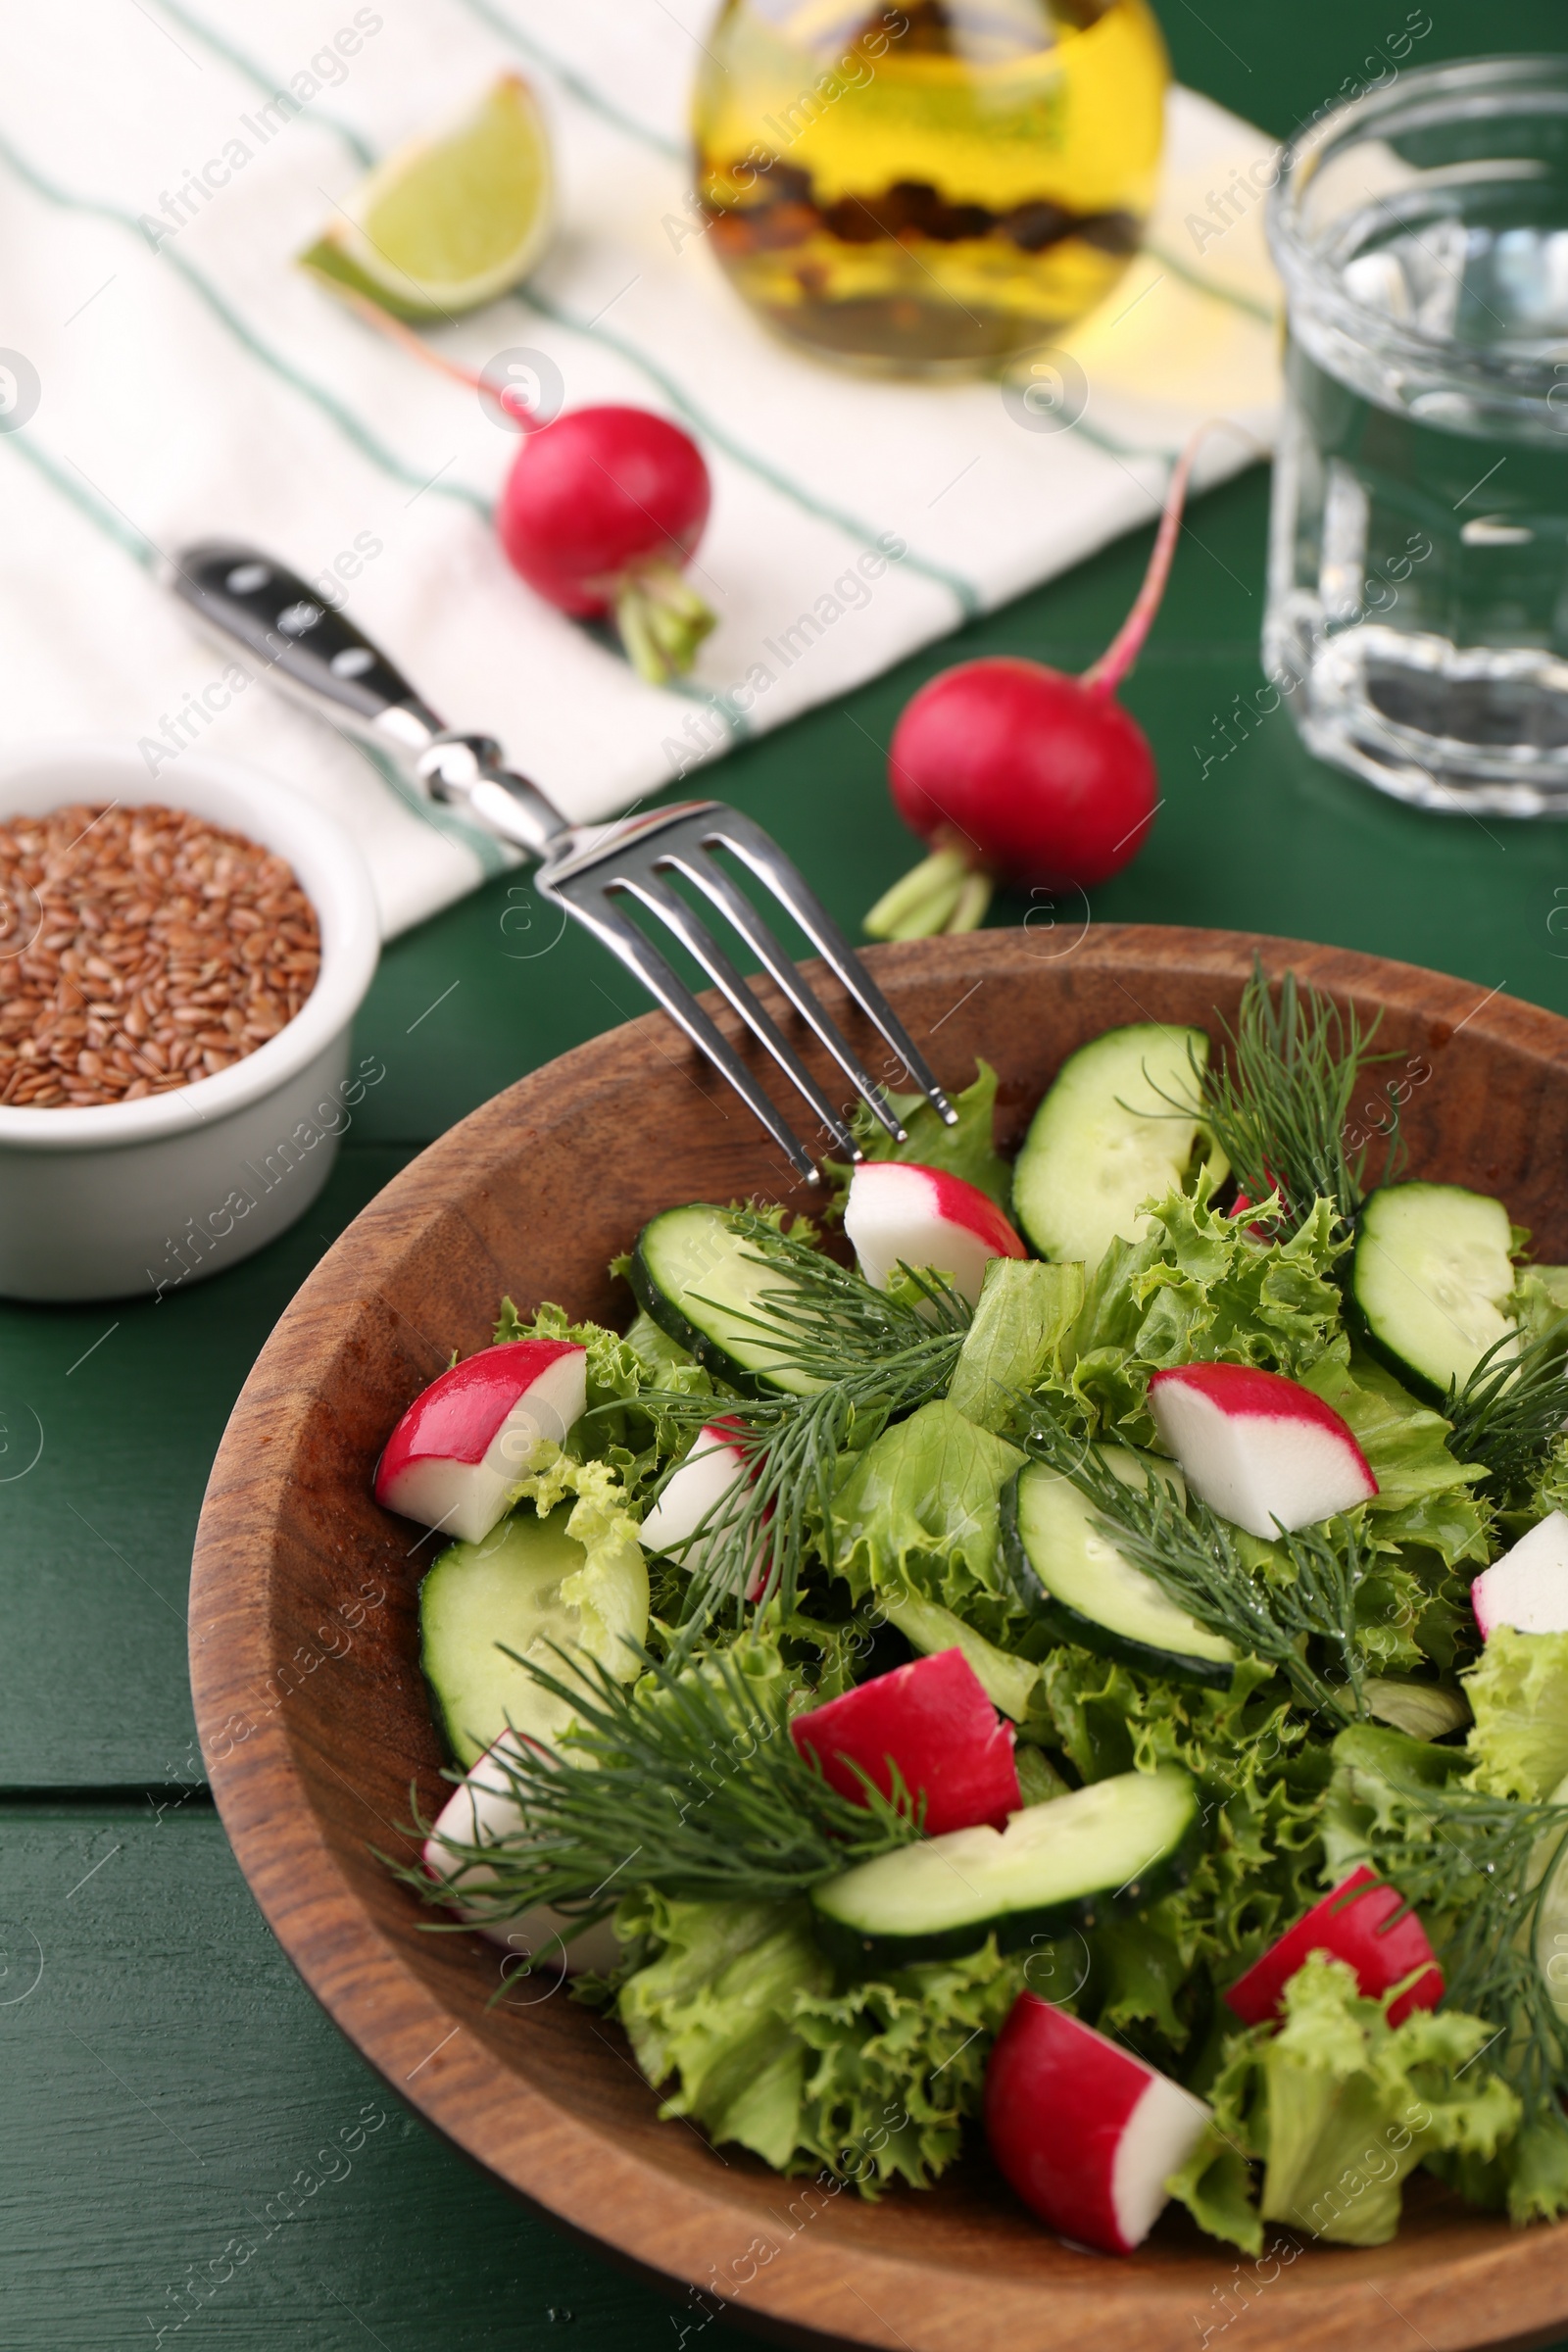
[189, 927, 1568, 2352]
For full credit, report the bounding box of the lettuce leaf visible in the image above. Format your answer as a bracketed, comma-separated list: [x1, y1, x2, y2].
[789, 1941, 1028, 2190]
[622, 1307, 703, 1384]
[1170, 1954, 1518, 2250]
[1427, 2108, 1568, 2225]
[1067, 1191, 1347, 1446]
[1510, 1264, 1568, 1341]
[1033, 1649, 1331, 1988]
[617, 1896, 829, 2169]
[505, 1451, 652, 1704]
[1524, 1436, 1568, 1530]
[1464, 1628, 1568, 1799]
[832, 1059, 1012, 1212]
[1318, 1722, 1470, 1883]
[947, 1257, 1083, 1436]
[495, 1295, 710, 1486]
[1300, 1349, 1491, 1571]
[830, 1399, 1025, 1645]
[614, 1890, 1025, 2189]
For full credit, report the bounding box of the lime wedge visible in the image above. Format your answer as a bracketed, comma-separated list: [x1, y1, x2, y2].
[303, 74, 553, 320]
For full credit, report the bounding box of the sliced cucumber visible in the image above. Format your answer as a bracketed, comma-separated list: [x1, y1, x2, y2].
[628, 1204, 821, 1396]
[419, 1503, 648, 1767]
[1002, 1447, 1237, 1688]
[810, 1765, 1200, 1967]
[1011, 1023, 1216, 1278]
[1351, 1182, 1516, 1404]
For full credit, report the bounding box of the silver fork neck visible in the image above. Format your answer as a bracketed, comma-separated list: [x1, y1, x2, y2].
[536, 801, 724, 888]
[415, 733, 572, 862]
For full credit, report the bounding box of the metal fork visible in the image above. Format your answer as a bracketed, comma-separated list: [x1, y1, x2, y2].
[169, 542, 955, 1178]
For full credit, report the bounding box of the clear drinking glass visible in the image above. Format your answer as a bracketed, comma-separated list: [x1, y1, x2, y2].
[1265, 56, 1568, 816]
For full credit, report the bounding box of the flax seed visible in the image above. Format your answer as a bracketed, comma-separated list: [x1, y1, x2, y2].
[0, 804, 320, 1108]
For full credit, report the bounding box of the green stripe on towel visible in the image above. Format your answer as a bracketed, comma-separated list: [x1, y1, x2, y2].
[152, 0, 376, 167]
[0, 126, 493, 519]
[450, 0, 685, 162]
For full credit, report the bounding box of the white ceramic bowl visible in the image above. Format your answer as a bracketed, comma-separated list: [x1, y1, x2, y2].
[0, 740, 380, 1301]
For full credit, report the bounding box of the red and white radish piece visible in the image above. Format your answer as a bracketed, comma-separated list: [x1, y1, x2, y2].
[985, 1993, 1211, 2254]
[374, 1340, 587, 1544]
[422, 1732, 620, 1971]
[1472, 1510, 1568, 1640]
[843, 1160, 1026, 1307]
[1224, 1864, 1444, 2031]
[1146, 1362, 1377, 1540]
[791, 1647, 1020, 1836]
[639, 1418, 760, 1591]
[865, 427, 1244, 940]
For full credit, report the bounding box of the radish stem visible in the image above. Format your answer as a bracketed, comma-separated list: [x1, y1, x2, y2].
[308, 270, 543, 426]
[1082, 417, 1264, 698]
[865, 844, 993, 941]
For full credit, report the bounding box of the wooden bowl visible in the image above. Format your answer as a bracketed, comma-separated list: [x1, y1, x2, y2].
[190, 927, 1568, 2352]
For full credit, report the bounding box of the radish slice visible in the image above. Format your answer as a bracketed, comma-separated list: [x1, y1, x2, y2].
[639, 1421, 749, 1565]
[639, 1417, 770, 1596]
[1224, 1864, 1443, 2030]
[1146, 1362, 1377, 1539]
[1472, 1511, 1568, 1639]
[844, 1161, 1026, 1307]
[375, 1340, 588, 1544]
[423, 1733, 620, 1972]
[790, 1648, 1020, 1836]
[985, 1993, 1211, 2254]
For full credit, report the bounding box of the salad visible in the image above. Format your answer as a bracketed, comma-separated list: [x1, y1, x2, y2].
[373, 962, 1568, 2256]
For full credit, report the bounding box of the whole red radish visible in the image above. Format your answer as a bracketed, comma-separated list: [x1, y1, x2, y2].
[496, 403, 716, 682]
[865, 429, 1221, 940]
[299, 284, 717, 685]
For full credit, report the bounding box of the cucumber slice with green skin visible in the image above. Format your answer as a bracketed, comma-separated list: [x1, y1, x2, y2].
[1350, 1182, 1516, 1405]
[1011, 1023, 1217, 1279]
[810, 1765, 1201, 1969]
[628, 1204, 821, 1397]
[418, 1503, 648, 1767]
[1001, 1448, 1238, 1689]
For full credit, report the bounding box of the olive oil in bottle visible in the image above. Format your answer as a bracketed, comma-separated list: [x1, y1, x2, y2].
[692, 0, 1168, 374]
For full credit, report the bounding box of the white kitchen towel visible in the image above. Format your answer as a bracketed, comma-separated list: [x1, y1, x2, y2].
[0, 0, 1281, 937]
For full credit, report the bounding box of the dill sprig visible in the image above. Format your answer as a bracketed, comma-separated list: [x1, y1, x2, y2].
[402, 1642, 922, 1930]
[1342, 1768, 1568, 2123]
[1193, 957, 1401, 1243]
[1446, 1322, 1568, 1496]
[1019, 1401, 1371, 1725]
[640, 1213, 971, 1647]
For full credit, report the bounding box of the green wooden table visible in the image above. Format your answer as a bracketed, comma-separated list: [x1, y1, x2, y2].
[8, 5, 1568, 2342]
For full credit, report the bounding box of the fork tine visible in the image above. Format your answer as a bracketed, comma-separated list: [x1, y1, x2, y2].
[659, 846, 908, 1144]
[701, 812, 957, 1126]
[545, 882, 817, 1181]
[615, 872, 861, 1156]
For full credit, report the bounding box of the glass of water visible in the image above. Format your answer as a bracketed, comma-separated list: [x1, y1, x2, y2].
[1266, 56, 1568, 817]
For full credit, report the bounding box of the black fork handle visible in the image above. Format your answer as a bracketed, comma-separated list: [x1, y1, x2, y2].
[169, 540, 568, 858]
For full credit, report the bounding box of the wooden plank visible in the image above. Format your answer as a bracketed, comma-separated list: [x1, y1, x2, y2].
[0, 1803, 727, 2351]
[0, 1147, 417, 1788]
